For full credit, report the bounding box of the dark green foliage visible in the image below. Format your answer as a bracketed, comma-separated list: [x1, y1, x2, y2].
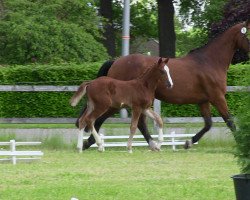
[0, 62, 102, 117]
[0, 0, 108, 64]
[179, 0, 226, 30]
[233, 88, 250, 173]
[210, 0, 250, 63]
[0, 63, 249, 118]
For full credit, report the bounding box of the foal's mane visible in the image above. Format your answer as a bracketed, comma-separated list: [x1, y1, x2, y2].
[137, 60, 159, 80]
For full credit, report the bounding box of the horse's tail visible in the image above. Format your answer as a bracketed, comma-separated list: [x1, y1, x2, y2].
[96, 60, 114, 77]
[70, 82, 90, 107]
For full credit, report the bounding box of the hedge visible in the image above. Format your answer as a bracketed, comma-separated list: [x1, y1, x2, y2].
[0, 62, 249, 118]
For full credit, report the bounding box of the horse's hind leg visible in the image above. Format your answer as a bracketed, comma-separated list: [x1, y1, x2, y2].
[85, 106, 111, 152]
[82, 108, 119, 150]
[137, 114, 159, 151]
[184, 102, 212, 149]
[143, 109, 164, 150]
[77, 111, 88, 152]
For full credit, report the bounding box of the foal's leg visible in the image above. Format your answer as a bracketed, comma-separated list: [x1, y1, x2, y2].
[137, 114, 160, 151]
[143, 109, 164, 150]
[82, 108, 119, 150]
[184, 102, 212, 149]
[85, 106, 111, 152]
[77, 110, 89, 152]
[90, 125, 105, 152]
[128, 108, 142, 153]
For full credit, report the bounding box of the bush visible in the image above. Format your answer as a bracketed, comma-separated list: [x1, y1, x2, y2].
[233, 88, 250, 173]
[0, 0, 108, 64]
[0, 62, 102, 118]
[0, 62, 249, 118]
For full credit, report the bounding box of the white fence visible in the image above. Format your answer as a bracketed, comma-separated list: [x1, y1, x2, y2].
[0, 85, 249, 92]
[83, 131, 196, 151]
[0, 140, 43, 165]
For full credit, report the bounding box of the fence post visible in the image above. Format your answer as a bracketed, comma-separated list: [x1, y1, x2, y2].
[171, 131, 176, 151]
[10, 140, 16, 165]
[100, 129, 105, 151]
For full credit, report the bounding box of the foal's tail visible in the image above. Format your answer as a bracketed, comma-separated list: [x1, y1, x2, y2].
[70, 82, 90, 107]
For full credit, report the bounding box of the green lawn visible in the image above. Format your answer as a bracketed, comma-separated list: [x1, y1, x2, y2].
[0, 146, 239, 200]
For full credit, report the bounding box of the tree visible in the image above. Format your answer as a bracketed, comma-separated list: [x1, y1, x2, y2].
[99, 0, 116, 58]
[157, 0, 176, 57]
[210, 0, 250, 63]
[0, 0, 108, 64]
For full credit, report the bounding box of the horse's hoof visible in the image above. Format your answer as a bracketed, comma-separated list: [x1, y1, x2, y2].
[157, 142, 162, 150]
[128, 149, 133, 154]
[77, 148, 83, 153]
[98, 145, 105, 152]
[82, 140, 91, 150]
[184, 140, 192, 149]
[149, 140, 160, 151]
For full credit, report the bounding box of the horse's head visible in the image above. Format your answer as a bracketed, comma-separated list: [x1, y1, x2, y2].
[236, 20, 250, 53]
[157, 57, 173, 88]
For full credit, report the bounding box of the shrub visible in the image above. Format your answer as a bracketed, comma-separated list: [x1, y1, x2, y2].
[233, 75, 250, 173]
[0, 0, 108, 64]
[0, 62, 249, 118]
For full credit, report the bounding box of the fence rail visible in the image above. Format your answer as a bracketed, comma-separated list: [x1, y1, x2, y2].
[0, 117, 225, 124]
[0, 140, 43, 165]
[84, 131, 196, 151]
[0, 85, 249, 92]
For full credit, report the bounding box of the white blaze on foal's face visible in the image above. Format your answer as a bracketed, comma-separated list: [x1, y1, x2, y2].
[164, 64, 173, 88]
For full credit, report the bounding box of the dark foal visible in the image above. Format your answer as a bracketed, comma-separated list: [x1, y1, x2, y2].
[79, 21, 250, 151]
[71, 58, 173, 152]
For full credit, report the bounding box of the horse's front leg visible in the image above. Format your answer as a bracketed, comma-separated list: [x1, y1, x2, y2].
[212, 95, 236, 131]
[137, 114, 160, 151]
[128, 109, 142, 153]
[184, 102, 212, 149]
[143, 109, 164, 150]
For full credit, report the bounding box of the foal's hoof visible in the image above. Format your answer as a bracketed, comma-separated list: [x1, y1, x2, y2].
[184, 140, 193, 149]
[128, 149, 133, 154]
[157, 142, 162, 151]
[77, 147, 83, 153]
[98, 145, 105, 152]
[149, 140, 160, 151]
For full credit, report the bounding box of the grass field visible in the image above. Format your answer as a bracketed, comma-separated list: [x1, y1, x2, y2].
[0, 145, 239, 200]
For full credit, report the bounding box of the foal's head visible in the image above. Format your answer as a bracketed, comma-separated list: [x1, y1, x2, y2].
[235, 20, 250, 52]
[155, 57, 173, 88]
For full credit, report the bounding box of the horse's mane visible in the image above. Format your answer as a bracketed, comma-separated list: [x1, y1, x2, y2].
[187, 21, 243, 56]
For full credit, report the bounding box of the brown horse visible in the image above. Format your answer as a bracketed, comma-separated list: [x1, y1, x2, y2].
[71, 58, 173, 152]
[79, 21, 250, 151]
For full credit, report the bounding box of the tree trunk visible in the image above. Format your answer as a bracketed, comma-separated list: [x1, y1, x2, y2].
[99, 0, 116, 58]
[157, 0, 176, 58]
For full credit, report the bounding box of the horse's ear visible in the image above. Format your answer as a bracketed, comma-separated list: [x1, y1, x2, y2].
[158, 57, 163, 65]
[163, 58, 169, 64]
